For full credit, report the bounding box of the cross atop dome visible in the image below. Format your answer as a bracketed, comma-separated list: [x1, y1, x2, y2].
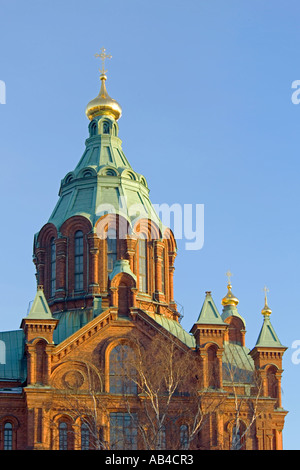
[95, 47, 112, 78]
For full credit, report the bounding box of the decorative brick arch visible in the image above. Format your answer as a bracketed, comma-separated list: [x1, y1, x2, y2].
[0, 415, 20, 450]
[224, 316, 245, 346]
[95, 214, 131, 292]
[34, 223, 58, 298]
[60, 215, 92, 238]
[265, 364, 279, 400]
[110, 272, 136, 316]
[103, 337, 137, 394]
[59, 216, 93, 296]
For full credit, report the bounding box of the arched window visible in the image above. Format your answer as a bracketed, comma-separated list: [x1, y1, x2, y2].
[138, 237, 148, 293]
[74, 231, 84, 291]
[50, 237, 56, 297]
[103, 121, 110, 134]
[59, 422, 68, 450]
[109, 344, 137, 395]
[231, 422, 246, 450]
[157, 425, 166, 450]
[90, 121, 97, 136]
[161, 247, 165, 294]
[107, 228, 117, 275]
[207, 345, 219, 388]
[180, 424, 189, 449]
[81, 422, 89, 450]
[4, 422, 13, 450]
[228, 317, 244, 345]
[267, 366, 278, 399]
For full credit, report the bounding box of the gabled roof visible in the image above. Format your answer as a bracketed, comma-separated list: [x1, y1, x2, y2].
[194, 292, 226, 326]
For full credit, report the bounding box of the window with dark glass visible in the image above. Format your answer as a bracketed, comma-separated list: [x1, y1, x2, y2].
[110, 412, 137, 450]
[138, 238, 147, 293]
[4, 422, 12, 450]
[74, 230, 84, 291]
[107, 229, 117, 275]
[59, 422, 68, 450]
[157, 425, 166, 450]
[50, 237, 56, 297]
[180, 424, 189, 449]
[109, 344, 137, 395]
[81, 422, 89, 450]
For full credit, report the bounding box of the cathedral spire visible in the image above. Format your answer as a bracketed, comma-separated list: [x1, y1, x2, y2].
[85, 47, 122, 121]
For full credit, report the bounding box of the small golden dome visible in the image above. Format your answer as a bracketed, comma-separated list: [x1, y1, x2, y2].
[86, 74, 122, 121]
[261, 286, 272, 316]
[261, 303, 272, 316]
[221, 283, 239, 307]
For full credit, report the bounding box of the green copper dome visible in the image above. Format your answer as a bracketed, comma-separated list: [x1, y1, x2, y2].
[47, 113, 164, 233]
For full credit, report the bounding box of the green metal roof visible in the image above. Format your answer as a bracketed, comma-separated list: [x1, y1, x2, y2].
[194, 292, 226, 326]
[142, 311, 196, 349]
[26, 286, 54, 320]
[222, 341, 254, 384]
[0, 330, 26, 381]
[254, 315, 284, 348]
[45, 115, 165, 235]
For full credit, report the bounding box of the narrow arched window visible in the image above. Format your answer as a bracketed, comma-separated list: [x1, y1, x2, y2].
[50, 237, 56, 297]
[103, 121, 110, 134]
[4, 422, 13, 450]
[74, 231, 84, 291]
[231, 422, 246, 450]
[107, 229, 117, 275]
[267, 366, 278, 399]
[157, 425, 166, 449]
[180, 424, 189, 449]
[109, 344, 137, 395]
[59, 422, 68, 450]
[81, 422, 89, 450]
[207, 345, 219, 388]
[138, 237, 148, 293]
[161, 247, 165, 294]
[90, 121, 97, 136]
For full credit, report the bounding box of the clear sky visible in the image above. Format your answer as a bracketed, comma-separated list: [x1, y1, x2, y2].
[0, 0, 299, 449]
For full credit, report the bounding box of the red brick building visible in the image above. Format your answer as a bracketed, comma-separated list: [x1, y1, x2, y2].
[0, 57, 287, 450]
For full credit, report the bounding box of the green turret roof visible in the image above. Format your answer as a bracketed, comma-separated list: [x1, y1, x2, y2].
[254, 315, 283, 348]
[194, 292, 226, 326]
[26, 286, 53, 320]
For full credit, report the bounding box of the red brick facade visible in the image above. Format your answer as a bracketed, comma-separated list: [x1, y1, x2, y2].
[0, 76, 287, 450]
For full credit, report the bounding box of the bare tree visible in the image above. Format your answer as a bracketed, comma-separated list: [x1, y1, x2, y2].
[123, 331, 227, 450]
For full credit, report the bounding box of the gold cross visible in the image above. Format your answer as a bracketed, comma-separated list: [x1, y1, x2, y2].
[226, 270, 232, 285]
[95, 47, 112, 76]
[263, 285, 269, 303]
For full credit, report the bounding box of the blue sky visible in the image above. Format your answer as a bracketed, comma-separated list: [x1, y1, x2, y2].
[0, 0, 300, 449]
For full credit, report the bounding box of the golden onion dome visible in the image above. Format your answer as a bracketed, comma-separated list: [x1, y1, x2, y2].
[261, 286, 272, 316]
[86, 73, 122, 121]
[221, 283, 239, 307]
